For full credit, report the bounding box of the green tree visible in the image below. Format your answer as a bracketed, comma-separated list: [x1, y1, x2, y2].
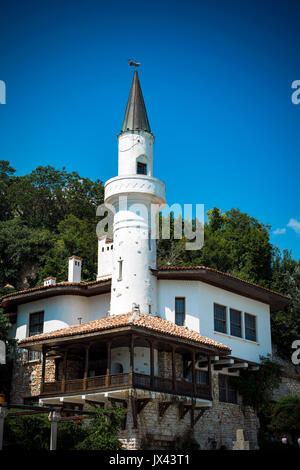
[271, 252, 300, 359]
[233, 357, 282, 413]
[0, 161, 15, 221]
[75, 406, 125, 450]
[269, 396, 300, 440]
[158, 207, 273, 286]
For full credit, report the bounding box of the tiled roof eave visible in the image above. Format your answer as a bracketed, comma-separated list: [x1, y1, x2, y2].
[18, 313, 231, 355]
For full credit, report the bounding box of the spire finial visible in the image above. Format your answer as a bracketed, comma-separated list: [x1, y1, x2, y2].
[128, 59, 140, 69]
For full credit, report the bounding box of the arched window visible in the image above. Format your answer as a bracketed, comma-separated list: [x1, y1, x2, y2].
[137, 161, 147, 175]
[111, 362, 124, 374]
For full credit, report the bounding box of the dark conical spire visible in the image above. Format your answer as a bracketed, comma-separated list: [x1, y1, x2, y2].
[121, 69, 151, 133]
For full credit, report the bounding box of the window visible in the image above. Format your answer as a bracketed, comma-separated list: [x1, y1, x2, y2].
[230, 309, 242, 337]
[175, 297, 185, 326]
[196, 370, 208, 385]
[187, 369, 208, 385]
[137, 162, 147, 175]
[118, 259, 123, 281]
[218, 374, 238, 404]
[245, 313, 256, 342]
[28, 311, 44, 361]
[29, 311, 44, 337]
[214, 304, 227, 333]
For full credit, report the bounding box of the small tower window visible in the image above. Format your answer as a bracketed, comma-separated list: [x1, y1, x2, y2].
[118, 259, 123, 281]
[137, 162, 147, 175]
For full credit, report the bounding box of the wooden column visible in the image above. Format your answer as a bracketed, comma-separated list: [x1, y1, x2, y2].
[149, 340, 154, 388]
[207, 354, 212, 400]
[171, 346, 176, 391]
[54, 358, 59, 382]
[83, 345, 90, 390]
[129, 335, 134, 386]
[191, 350, 196, 396]
[61, 349, 68, 393]
[41, 346, 47, 394]
[106, 341, 111, 387]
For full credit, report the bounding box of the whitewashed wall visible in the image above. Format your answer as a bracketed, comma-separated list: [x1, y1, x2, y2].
[111, 346, 158, 375]
[14, 293, 110, 341]
[97, 237, 113, 280]
[157, 279, 272, 364]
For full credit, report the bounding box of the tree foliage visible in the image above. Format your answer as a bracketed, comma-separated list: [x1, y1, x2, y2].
[4, 406, 125, 450]
[233, 357, 282, 412]
[75, 406, 125, 450]
[0, 162, 104, 289]
[268, 396, 300, 436]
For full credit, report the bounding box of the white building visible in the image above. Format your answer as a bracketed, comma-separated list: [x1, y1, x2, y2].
[1, 68, 290, 450]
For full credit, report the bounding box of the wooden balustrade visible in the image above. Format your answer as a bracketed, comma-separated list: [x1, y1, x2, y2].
[42, 372, 211, 400]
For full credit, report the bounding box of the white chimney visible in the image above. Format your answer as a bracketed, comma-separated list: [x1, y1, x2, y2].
[43, 277, 56, 286]
[68, 256, 82, 283]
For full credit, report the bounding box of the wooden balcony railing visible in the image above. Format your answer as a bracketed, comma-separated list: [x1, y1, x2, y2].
[42, 372, 211, 400]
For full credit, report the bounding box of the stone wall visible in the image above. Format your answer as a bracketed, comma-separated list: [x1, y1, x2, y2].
[158, 351, 183, 379]
[10, 350, 82, 404]
[119, 370, 259, 450]
[10, 350, 56, 403]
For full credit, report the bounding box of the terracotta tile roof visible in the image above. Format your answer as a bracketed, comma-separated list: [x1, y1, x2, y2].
[18, 312, 231, 354]
[158, 266, 290, 300]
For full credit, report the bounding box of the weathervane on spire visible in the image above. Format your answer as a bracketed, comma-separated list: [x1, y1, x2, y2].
[128, 59, 140, 68]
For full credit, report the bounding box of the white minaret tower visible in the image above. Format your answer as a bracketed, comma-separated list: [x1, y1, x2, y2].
[105, 68, 166, 315]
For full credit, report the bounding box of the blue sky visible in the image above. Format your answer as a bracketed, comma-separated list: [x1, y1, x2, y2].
[0, 0, 299, 259]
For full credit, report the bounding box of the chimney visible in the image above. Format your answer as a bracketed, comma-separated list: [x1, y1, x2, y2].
[68, 256, 82, 283]
[43, 277, 56, 287]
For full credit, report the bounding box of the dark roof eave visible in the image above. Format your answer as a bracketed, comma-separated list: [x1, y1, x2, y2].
[1, 279, 112, 311]
[153, 267, 290, 312]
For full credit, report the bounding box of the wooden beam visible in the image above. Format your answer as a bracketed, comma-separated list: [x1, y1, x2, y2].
[171, 346, 176, 391]
[85, 400, 104, 408]
[136, 398, 151, 414]
[83, 345, 90, 390]
[158, 402, 171, 418]
[41, 346, 47, 394]
[193, 407, 210, 426]
[131, 396, 137, 429]
[61, 349, 68, 393]
[150, 340, 154, 388]
[228, 363, 248, 373]
[108, 397, 127, 407]
[178, 403, 191, 420]
[129, 335, 134, 380]
[190, 399, 195, 428]
[214, 359, 234, 370]
[106, 341, 111, 387]
[207, 355, 212, 400]
[191, 351, 196, 396]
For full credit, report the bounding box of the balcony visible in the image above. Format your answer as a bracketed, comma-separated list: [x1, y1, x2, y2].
[41, 372, 211, 400]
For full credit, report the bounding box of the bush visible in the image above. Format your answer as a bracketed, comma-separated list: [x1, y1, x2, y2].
[4, 406, 125, 450]
[269, 396, 300, 440]
[233, 357, 282, 413]
[75, 406, 126, 450]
